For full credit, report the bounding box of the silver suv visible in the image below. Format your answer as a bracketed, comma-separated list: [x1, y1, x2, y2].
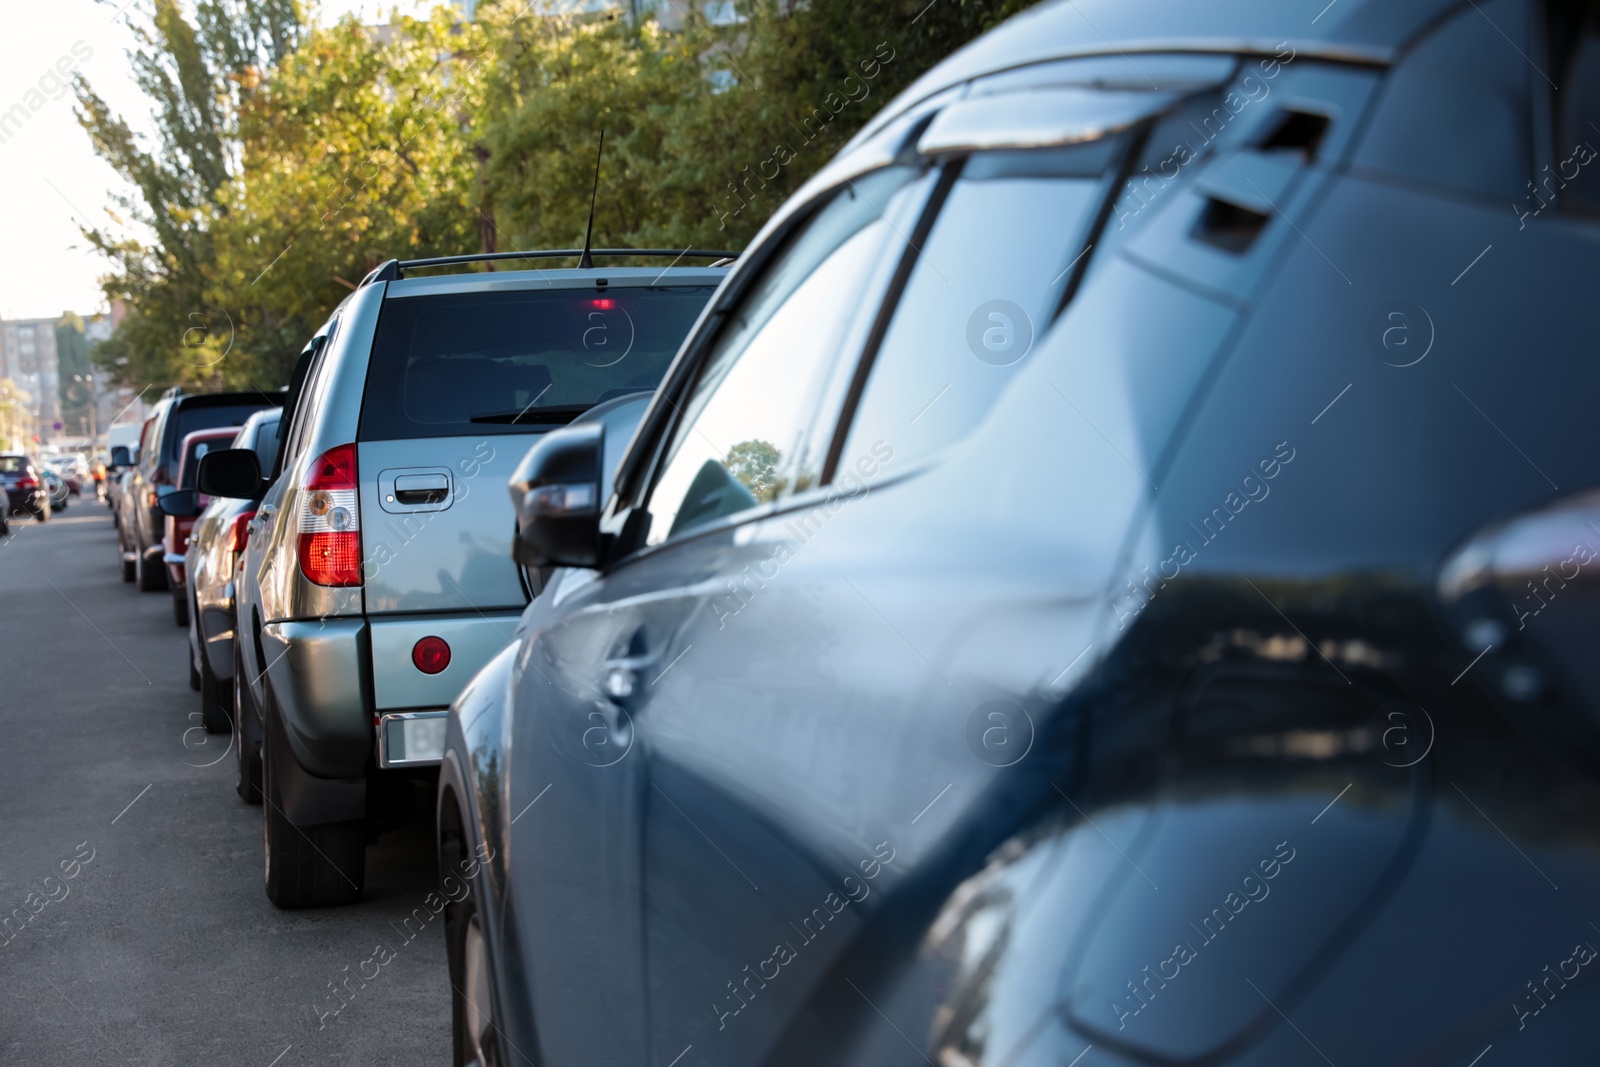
[210, 250, 728, 908]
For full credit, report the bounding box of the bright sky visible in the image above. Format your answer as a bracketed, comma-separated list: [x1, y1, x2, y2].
[0, 0, 438, 322]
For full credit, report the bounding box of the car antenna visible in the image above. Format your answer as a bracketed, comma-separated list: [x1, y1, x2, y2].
[578, 129, 605, 270]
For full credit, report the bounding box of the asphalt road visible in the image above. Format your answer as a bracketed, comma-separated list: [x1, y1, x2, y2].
[0, 505, 448, 1065]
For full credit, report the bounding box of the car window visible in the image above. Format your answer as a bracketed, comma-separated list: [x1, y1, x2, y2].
[0, 456, 23, 473]
[169, 405, 273, 466]
[358, 286, 716, 442]
[1554, 3, 1600, 213]
[285, 338, 337, 470]
[837, 144, 1121, 471]
[138, 413, 160, 469]
[249, 415, 282, 477]
[643, 167, 920, 546]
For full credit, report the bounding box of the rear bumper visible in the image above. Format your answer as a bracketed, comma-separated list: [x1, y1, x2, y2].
[367, 612, 522, 712]
[260, 617, 372, 779]
[261, 610, 519, 777]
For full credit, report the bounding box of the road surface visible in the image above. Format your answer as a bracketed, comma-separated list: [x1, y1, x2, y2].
[0, 506, 448, 1065]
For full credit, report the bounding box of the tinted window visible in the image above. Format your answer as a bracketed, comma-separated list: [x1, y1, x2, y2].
[1553, 2, 1600, 213]
[169, 403, 275, 466]
[248, 414, 282, 476]
[644, 168, 919, 545]
[359, 287, 715, 441]
[0, 455, 25, 473]
[179, 434, 237, 488]
[838, 146, 1117, 470]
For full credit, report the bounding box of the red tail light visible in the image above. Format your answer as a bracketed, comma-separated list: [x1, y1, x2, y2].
[296, 443, 362, 587]
[16, 476, 36, 489]
[228, 510, 257, 554]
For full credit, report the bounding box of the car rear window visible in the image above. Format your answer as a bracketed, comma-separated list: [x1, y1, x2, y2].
[168, 403, 276, 465]
[358, 286, 715, 440]
[0, 456, 26, 473]
[180, 434, 236, 488]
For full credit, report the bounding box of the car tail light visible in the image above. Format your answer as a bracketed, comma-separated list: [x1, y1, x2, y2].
[412, 636, 451, 674]
[16, 476, 36, 489]
[228, 510, 257, 554]
[296, 443, 362, 587]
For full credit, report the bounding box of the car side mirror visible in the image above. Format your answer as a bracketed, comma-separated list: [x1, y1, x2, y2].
[110, 445, 131, 468]
[159, 489, 201, 518]
[197, 448, 263, 499]
[509, 422, 604, 568]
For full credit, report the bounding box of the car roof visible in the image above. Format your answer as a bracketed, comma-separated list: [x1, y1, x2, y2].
[854, 0, 1459, 147]
[384, 265, 729, 300]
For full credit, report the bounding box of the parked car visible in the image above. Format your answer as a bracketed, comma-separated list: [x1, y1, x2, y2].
[204, 250, 728, 907]
[1, 453, 50, 522]
[436, 2, 1600, 1064]
[106, 444, 135, 520]
[163, 427, 243, 627]
[118, 389, 279, 591]
[46, 454, 87, 498]
[166, 409, 282, 745]
[42, 468, 68, 513]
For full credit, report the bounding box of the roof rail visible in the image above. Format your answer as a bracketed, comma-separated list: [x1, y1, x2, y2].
[388, 249, 740, 278]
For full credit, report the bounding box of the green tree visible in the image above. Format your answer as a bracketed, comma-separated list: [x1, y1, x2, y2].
[724, 438, 781, 501]
[76, 0, 306, 391]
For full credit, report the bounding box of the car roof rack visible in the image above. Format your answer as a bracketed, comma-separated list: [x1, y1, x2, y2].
[361, 249, 740, 285]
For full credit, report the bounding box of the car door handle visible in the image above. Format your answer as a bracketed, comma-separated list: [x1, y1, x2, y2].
[601, 654, 658, 704]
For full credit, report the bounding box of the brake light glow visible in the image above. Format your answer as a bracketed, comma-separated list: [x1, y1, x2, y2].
[588, 298, 615, 309]
[16, 476, 36, 490]
[412, 636, 451, 675]
[297, 443, 362, 587]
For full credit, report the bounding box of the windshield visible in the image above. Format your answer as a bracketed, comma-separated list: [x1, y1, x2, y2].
[358, 285, 715, 440]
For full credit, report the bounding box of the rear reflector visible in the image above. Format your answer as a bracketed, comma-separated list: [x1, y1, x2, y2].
[297, 443, 362, 587]
[412, 636, 451, 675]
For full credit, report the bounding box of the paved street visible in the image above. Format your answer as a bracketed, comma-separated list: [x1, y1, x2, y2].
[0, 507, 447, 1066]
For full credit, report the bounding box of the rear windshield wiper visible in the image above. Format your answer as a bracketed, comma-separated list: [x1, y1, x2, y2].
[469, 404, 595, 425]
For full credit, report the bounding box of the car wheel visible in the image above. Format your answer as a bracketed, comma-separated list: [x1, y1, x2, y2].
[261, 708, 364, 908]
[121, 552, 136, 582]
[234, 643, 263, 805]
[189, 650, 201, 691]
[173, 586, 190, 628]
[199, 651, 229, 735]
[136, 550, 166, 592]
[34, 503, 48, 522]
[444, 807, 502, 1067]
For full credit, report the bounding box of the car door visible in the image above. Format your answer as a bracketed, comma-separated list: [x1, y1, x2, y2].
[504, 165, 935, 1067]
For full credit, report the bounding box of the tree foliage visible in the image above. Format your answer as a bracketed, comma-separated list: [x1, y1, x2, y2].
[79, 0, 1032, 391]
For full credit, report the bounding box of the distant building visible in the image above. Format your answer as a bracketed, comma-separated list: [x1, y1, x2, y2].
[0, 318, 61, 443]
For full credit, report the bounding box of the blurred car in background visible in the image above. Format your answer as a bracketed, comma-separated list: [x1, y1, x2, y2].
[48, 454, 89, 498]
[106, 444, 134, 527]
[164, 426, 242, 627]
[42, 469, 68, 513]
[436, 0, 1600, 1064]
[165, 409, 282, 748]
[119, 389, 279, 592]
[2, 453, 51, 522]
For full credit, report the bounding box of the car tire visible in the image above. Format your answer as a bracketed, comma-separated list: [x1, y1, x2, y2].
[173, 586, 190, 628]
[136, 550, 166, 592]
[199, 652, 229, 735]
[34, 503, 48, 522]
[121, 552, 136, 582]
[262, 710, 364, 908]
[443, 805, 502, 1067]
[234, 644, 263, 805]
[189, 651, 201, 691]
